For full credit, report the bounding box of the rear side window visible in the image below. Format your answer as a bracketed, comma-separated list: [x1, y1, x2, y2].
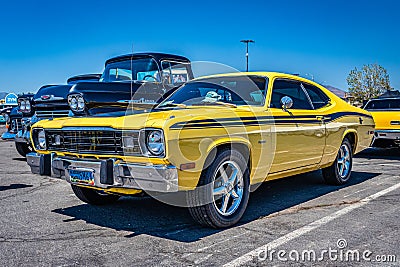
[302, 83, 330, 109]
[270, 80, 313, 109]
[161, 61, 190, 86]
[364, 99, 400, 110]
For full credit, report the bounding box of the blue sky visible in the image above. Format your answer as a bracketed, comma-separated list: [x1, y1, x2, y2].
[0, 0, 399, 93]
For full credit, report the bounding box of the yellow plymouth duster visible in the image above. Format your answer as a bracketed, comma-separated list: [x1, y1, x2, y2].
[364, 97, 400, 147]
[27, 72, 374, 228]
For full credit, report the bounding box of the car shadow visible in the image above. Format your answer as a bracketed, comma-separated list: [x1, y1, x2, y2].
[12, 157, 27, 162]
[355, 147, 400, 160]
[52, 170, 380, 242]
[0, 183, 33, 191]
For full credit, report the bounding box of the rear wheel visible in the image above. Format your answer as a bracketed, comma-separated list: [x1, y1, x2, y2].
[71, 185, 120, 205]
[15, 142, 33, 157]
[322, 138, 353, 185]
[187, 149, 250, 228]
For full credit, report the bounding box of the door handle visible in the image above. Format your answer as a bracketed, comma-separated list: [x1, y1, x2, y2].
[316, 116, 331, 121]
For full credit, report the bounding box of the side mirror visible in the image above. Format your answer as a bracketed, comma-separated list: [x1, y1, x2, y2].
[280, 96, 293, 111]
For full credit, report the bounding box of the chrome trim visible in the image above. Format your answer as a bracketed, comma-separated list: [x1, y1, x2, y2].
[373, 130, 400, 140]
[34, 96, 64, 102]
[26, 152, 41, 174]
[1, 132, 16, 140]
[35, 110, 70, 118]
[51, 156, 178, 192]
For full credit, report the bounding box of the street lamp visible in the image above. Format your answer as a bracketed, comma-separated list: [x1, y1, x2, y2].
[240, 39, 255, 72]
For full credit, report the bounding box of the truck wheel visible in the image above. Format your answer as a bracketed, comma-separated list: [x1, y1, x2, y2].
[322, 138, 353, 185]
[187, 149, 250, 228]
[15, 142, 33, 157]
[71, 185, 120, 205]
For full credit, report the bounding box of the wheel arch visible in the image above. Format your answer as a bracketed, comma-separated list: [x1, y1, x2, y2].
[204, 139, 252, 175]
[342, 130, 357, 153]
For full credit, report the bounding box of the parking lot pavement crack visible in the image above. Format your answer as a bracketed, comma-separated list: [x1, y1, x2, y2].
[0, 228, 115, 243]
[0, 178, 60, 200]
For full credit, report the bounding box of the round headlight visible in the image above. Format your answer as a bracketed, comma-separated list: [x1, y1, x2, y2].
[25, 101, 31, 112]
[69, 97, 77, 111]
[76, 95, 85, 111]
[38, 130, 46, 149]
[20, 101, 26, 111]
[146, 130, 164, 156]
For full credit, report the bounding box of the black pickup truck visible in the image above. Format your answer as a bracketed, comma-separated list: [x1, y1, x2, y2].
[16, 74, 101, 156]
[16, 53, 192, 157]
[68, 52, 193, 116]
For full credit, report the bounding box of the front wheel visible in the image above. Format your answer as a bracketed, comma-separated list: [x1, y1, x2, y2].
[15, 142, 33, 157]
[187, 149, 250, 228]
[71, 185, 120, 205]
[322, 138, 353, 185]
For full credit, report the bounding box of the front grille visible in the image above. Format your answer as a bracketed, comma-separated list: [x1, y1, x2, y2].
[35, 110, 70, 119]
[46, 129, 141, 155]
[10, 118, 22, 133]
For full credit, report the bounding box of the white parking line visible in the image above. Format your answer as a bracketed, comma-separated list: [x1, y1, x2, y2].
[223, 182, 400, 267]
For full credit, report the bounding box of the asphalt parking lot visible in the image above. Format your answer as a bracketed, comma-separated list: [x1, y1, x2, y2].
[0, 125, 398, 266]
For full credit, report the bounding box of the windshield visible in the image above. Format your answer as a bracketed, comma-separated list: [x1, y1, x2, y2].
[100, 58, 160, 82]
[364, 99, 400, 110]
[159, 76, 267, 107]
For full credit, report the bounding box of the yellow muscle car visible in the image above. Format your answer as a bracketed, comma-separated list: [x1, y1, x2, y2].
[27, 72, 374, 228]
[364, 97, 400, 147]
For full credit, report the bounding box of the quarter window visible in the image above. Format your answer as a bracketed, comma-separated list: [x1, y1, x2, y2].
[302, 83, 330, 109]
[270, 80, 313, 109]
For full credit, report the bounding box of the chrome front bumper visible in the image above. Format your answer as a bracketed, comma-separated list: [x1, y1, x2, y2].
[26, 153, 178, 193]
[15, 129, 30, 143]
[15, 116, 36, 144]
[1, 132, 16, 140]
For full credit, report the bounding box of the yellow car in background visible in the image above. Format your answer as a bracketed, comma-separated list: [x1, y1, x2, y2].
[26, 72, 374, 228]
[364, 97, 400, 148]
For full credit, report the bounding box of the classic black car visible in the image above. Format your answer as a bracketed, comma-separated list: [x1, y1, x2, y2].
[15, 74, 101, 156]
[68, 53, 193, 115]
[1, 106, 22, 140]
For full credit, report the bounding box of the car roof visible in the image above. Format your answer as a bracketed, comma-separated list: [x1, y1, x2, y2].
[193, 72, 319, 84]
[105, 52, 190, 66]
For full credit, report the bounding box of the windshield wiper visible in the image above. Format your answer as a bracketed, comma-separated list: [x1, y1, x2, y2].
[194, 101, 237, 108]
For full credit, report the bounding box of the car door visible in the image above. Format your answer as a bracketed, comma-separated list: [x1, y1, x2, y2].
[268, 79, 327, 173]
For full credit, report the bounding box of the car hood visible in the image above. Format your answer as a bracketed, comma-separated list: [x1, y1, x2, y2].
[34, 85, 73, 101]
[33, 106, 258, 131]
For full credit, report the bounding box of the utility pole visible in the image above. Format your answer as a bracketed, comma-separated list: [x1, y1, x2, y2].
[240, 39, 255, 72]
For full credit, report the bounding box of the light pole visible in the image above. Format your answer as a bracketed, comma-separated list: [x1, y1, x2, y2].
[240, 39, 255, 72]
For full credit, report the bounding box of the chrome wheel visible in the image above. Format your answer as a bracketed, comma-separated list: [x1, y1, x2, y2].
[337, 144, 351, 180]
[212, 161, 244, 216]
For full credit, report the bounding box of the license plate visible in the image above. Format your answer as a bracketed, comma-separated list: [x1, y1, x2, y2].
[68, 169, 95, 185]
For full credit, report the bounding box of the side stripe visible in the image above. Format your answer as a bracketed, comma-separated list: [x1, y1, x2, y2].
[169, 112, 372, 129]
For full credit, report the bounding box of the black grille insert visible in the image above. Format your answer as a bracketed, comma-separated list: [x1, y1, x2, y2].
[46, 129, 140, 155]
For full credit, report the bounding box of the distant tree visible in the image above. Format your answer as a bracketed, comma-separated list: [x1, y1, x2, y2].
[347, 64, 392, 103]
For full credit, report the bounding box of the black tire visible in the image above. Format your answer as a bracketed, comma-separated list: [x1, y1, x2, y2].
[71, 185, 120, 205]
[15, 142, 33, 157]
[322, 138, 353, 185]
[187, 149, 250, 228]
